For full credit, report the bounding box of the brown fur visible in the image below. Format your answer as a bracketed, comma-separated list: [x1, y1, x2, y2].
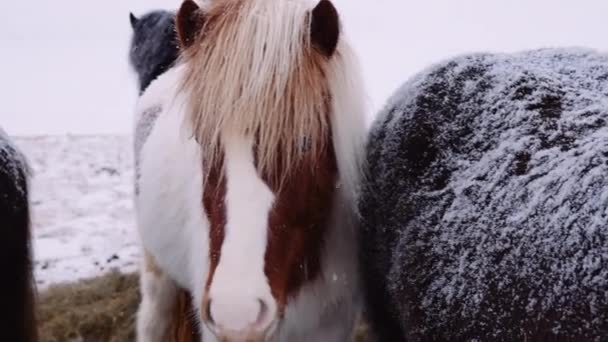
[310, 0, 340, 56]
[201, 151, 227, 323]
[176, 0, 206, 49]
[199, 130, 337, 314]
[260, 122, 337, 312]
[167, 289, 201, 342]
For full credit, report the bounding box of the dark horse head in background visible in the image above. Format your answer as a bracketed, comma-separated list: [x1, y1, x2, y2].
[129, 10, 180, 94]
[0, 130, 37, 341]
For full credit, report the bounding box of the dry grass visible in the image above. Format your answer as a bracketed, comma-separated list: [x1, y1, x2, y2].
[37, 271, 371, 342]
[37, 271, 140, 342]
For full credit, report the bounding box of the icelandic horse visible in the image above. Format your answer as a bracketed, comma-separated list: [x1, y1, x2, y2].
[0, 129, 37, 342]
[133, 0, 367, 340]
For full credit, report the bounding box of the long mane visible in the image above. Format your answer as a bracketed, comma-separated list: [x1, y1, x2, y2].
[178, 0, 366, 187]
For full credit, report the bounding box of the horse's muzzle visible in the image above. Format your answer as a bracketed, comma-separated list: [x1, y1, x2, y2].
[203, 295, 278, 341]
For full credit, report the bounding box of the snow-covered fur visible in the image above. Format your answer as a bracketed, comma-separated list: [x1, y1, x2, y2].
[129, 10, 180, 94]
[0, 129, 37, 342]
[359, 48, 608, 341]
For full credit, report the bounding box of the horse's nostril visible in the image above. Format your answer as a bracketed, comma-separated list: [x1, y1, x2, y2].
[204, 295, 277, 337]
[204, 299, 217, 330]
[255, 298, 269, 327]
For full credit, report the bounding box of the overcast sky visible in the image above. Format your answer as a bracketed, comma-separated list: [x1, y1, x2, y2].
[1, 0, 607, 135]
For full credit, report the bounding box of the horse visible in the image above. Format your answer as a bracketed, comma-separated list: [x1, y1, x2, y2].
[129, 9, 180, 94]
[359, 48, 608, 341]
[0, 128, 37, 342]
[132, 0, 367, 340]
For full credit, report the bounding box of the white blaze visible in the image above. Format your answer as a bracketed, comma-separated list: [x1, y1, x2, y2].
[207, 132, 277, 332]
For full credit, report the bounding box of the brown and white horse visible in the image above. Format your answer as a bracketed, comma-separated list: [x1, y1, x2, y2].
[133, 0, 367, 340]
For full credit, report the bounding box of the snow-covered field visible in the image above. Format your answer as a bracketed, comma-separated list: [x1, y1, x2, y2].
[15, 135, 139, 289]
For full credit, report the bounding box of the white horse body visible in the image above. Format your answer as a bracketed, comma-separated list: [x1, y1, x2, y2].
[134, 39, 367, 339]
[136, 65, 207, 291]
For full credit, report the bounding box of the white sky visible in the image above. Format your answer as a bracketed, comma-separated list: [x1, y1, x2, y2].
[1, 0, 607, 135]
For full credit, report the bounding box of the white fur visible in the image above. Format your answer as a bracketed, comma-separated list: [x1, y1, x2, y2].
[137, 78, 208, 291]
[328, 40, 370, 206]
[133, 63, 183, 132]
[135, 66, 210, 339]
[208, 132, 277, 333]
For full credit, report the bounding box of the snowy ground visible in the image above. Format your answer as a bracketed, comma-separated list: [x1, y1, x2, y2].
[14, 135, 140, 289]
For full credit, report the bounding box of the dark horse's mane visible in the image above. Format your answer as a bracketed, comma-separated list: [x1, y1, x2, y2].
[360, 48, 608, 341]
[0, 130, 37, 341]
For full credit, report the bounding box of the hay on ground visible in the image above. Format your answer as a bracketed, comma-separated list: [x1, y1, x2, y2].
[37, 271, 371, 342]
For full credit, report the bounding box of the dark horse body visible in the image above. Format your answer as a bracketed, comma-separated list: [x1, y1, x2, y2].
[0, 129, 37, 341]
[360, 48, 608, 341]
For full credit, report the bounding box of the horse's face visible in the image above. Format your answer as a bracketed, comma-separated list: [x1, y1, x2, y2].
[176, 0, 342, 340]
[202, 133, 337, 340]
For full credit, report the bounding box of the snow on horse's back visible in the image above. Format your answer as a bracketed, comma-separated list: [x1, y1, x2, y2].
[360, 48, 608, 341]
[0, 129, 37, 342]
[133, 0, 367, 341]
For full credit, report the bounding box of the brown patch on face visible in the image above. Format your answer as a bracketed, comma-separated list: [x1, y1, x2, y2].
[201, 151, 227, 303]
[258, 126, 338, 313]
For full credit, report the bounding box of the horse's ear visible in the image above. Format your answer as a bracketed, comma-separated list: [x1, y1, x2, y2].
[176, 0, 206, 49]
[129, 12, 138, 29]
[310, 0, 340, 57]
